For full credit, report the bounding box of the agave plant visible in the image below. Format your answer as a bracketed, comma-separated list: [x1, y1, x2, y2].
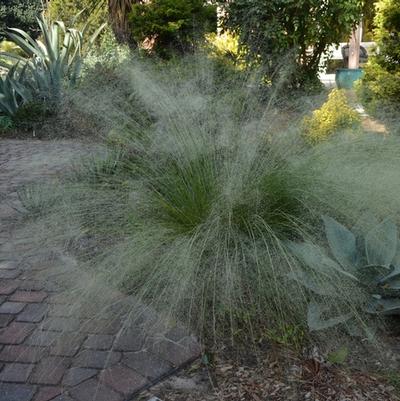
[0, 15, 105, 105]
[289, 215, 400, 331]
[0, 63, 32, 116]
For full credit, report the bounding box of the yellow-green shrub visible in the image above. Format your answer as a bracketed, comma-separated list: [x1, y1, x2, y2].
[302, 89, 361, 144]
[204, 31, 245, 69]
[0, 40, 25, 68]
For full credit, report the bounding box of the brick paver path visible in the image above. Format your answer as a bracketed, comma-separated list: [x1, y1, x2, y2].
[0, 140, 200, 401]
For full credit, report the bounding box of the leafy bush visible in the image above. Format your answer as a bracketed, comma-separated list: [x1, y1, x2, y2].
[129, 0, 217, 58]
[302, 89, 361, 144]
[356, 0, 400, 112]
[220, 0, 363, 88]
[82, 26, 131, 74]
[374, 0, 400, 73]
[204, 31, 245, 70]
[0, 0, 42, 40]
[12, 101, 54, 129]
[0, 115, 13, 131]
[356, 60, 400, 112]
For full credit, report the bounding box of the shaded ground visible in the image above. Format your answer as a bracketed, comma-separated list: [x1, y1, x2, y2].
[0, 140, 200, 401]
[136, 341, 400, 401]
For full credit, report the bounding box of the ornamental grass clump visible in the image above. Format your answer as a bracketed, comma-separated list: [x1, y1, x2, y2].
[23, 56, 400, 345]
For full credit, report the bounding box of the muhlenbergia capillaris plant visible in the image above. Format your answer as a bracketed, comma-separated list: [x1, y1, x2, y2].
[23, 54, 400, 345]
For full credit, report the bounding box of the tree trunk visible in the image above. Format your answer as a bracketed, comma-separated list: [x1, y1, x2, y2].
[348, 23, 362, 69]
[108, 0, 135, 45]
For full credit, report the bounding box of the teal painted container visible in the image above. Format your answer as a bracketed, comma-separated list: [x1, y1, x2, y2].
[335, 68, 363, 89]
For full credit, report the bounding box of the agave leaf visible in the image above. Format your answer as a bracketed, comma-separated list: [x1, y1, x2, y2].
[7, 29, 44, 59]
[307, 302, 352, 331]
[70, 10, 86, 27]
[358, 264, 390, 290]
[287, 241, 358, 281]
[39, 19, 57, 63]
[380, 265, 400, 283]
[0, 96, 16, 115]
[345, 322, 376, 340]
[366, 297, 400, 315]
[9, 79, 31, 103]
[287, 270, 338, 296]
[323, 215, 357, 270]
[365, 219, 397, 267]
[88, 22, 107, 48]
[392, 249, 400, 267]
[0, 51, 25, 63]
[352, 212, 379, 237]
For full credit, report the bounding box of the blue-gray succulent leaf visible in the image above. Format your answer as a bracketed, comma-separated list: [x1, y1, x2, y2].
[287, 241, 358, 281]
[323, 215, 357, 271]
[366, 297, 400, 315]
[365, 218, 397, 267]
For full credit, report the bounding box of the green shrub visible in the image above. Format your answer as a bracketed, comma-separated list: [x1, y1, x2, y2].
[374, 0, 400, 73]
[356, 60, 400, 112]
[12, 101, 54, 128]
[204, 31, 245, 70]
[0, 115, 13, 131]
[0, 0, 42, 40]
[129, 0, 217, 58]
[356, 0, 400, 112]
[82, 26, 131, 74]
[302, 89, 361, 144]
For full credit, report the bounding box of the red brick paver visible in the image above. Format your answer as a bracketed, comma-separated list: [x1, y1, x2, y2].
[100, 364, 148, 396]
[33, 386, 62, 401]
[30, 356, 70, 385]
[69, 378, 123, 401]
[0, 345, 46, 363]
[0, 281, 19, 295]
[9, 291, 48, 303]
[0, 363, 34, 382]
[0, 322, 36, 344]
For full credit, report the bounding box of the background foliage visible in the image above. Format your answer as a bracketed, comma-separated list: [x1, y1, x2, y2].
[0, 0, 43, 40]
[129, 0, 217, 58]
[220, 0, 363, 88]
[373, 0, 400, 72]
[357, 0, 400, 111]
[47, 0, 108, 37]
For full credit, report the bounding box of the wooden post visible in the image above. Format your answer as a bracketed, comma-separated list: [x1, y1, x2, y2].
[348, 23, 362, 69]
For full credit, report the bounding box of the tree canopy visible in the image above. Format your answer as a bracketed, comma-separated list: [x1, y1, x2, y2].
[220, 0, 363, 88]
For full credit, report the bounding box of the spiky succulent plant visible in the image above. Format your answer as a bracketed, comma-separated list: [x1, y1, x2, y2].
[289, 215, 400, 331]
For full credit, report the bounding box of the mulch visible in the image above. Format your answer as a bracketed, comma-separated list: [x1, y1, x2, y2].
[138, 343, 400, 401]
